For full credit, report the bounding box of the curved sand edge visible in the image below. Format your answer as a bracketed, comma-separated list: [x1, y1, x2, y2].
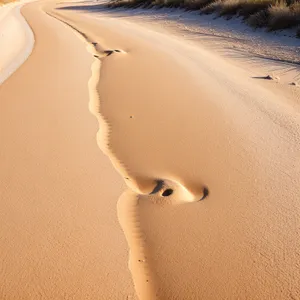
[0, 2, 34, 85]
[46, 9, 158, 299]
[46, 5, 300, 299]
[46, 9, 209, 298]
[0, 2, 136, 299]
[2, 0, 300, 298]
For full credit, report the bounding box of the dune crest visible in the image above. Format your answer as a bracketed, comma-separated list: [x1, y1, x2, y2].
[49, 5, 300, 299]
[1, 1, 300, 299]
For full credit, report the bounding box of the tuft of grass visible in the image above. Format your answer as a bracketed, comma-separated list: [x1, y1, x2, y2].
[268, 1, 300, 30]
[165, 0, 184, 8]
[201, 0, 223, 14]
[108, 0, 300, 36]
[218, 0, 245, 16]
[238, 0, 274, 18]
[184, 0, 217, 10]
[246, 8, 270, 27]
[0, 0, 17, 4]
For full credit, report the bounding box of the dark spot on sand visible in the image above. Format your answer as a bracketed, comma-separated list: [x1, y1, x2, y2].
[162, 189, 173, 197]
[252, 75, 280, 81]
[104, 50, 114, 56]
[200, 187, 209, 200]
[104, 49, 123, 56]
[150, 180, 164, 195]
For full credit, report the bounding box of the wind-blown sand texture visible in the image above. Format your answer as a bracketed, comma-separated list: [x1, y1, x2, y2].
[1, 0, 300, 299]
[0, 2, 135, 299]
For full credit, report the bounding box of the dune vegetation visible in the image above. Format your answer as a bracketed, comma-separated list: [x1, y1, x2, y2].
[0, 0, 16, 5]
[108, 0, 300, 34]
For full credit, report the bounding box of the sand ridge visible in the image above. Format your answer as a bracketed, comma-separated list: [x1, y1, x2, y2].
[48, 6, 212, 205]
[47, 4, 300, 299]
[0, 2, 136, 299]
[45, 9, 214, 297]
[1, 0, 300, 299]
[46, 10, 162, 298]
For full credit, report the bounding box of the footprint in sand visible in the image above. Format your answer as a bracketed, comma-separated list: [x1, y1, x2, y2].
[104, 49, 124, 56]
[151, 179, 209, 202]
[161, 188, 174, 197]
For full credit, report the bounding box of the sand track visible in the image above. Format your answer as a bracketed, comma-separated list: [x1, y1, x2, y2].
[1, 1, 300, 299]
[46, 11, 157, 297]
[0, 2, 136, 299]
[45, 5, 300, 299]
[46, 11, 201, 298]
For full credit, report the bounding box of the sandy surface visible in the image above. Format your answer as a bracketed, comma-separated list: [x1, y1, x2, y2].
[1, 0, 300, 299]
[58, 4, 300, 84]
[0, 2, 135, 299]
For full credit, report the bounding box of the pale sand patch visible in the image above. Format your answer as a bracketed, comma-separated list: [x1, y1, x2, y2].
[51, 5, 300, 299]
[0, 1, 34, 84]
[57, 3, 300, 106]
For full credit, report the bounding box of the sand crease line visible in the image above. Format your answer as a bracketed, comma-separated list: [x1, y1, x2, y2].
[47, 4, 300, 299]
[2, 0, 300, 298]
[45, 7, 159, 299]
[0, 2, 137, 299]
[46, 7, 216, 298]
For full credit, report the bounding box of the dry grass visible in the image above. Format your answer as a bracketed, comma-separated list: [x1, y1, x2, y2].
[0, 0, 17, 3]
[201, 0, 223, 13]
[268, 1, 300, 30]
[246, 8, 270, 27]
[108, 0, 300, 37]
[238, 0, 274, 17]
[218, 0, 245, 16]
[165, 0, 184, 8]
[184, 0, 217, 9]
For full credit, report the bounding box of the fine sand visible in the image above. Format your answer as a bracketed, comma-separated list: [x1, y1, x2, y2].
[1, 0, 300, 299]
[0, 2, 135, 299]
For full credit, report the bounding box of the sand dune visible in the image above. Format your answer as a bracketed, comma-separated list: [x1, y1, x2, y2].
[0, 2, 135, 299]
[1, 0, 300, 299]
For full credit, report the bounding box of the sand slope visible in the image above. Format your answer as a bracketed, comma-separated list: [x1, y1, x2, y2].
[1, 1, 300, 299]
[0, 2, 135, 299]
[51, 5, 300, 299]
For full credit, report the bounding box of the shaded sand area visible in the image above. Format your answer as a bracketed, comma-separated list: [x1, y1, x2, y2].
[0, 2, 135, 299]
[1, 0, 300, 299]
[57, 4, 300, 84]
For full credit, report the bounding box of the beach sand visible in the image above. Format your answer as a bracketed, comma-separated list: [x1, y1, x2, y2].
[1, 1, 300, 299]
[0, 2, 135, 299]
